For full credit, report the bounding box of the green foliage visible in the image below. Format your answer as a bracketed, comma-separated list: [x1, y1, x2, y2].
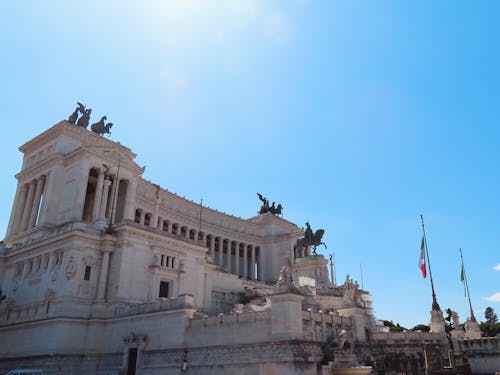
[485, 306, 498, 323]
[479, 322, 500, 337]
[410, 324, 430, 332]
[382, 320, 407, 332]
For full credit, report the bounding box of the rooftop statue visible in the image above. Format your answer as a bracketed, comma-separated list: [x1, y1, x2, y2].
[257, 193, 283, 216]
[76, 108, 92, 128]
[90, 116, 113, 136]
[68, 102, 86, 124]
[296, 221, 326, 255]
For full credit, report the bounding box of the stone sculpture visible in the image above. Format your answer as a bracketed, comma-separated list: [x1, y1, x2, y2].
[76, 108, 92, 128]
[90, 115, 113, 136]
[276, 257, 293, 288]
[68, 102, 85, 124]
[296, 221, 326, 255]
[257, 193, 283, 216]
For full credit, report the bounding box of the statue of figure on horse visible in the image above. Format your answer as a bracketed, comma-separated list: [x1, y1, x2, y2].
[296, 221, 327, 255]
[90, 116, 113, 136]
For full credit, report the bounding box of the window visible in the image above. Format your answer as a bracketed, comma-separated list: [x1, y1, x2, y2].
[159, 281, 170, 298]
[84, 266, 91, 280]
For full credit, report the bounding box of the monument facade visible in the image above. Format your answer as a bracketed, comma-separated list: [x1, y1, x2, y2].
[0, 118, 475, 374]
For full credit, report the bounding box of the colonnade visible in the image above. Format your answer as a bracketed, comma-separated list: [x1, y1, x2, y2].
[10, 174, 47, 235]
[134, 209, 263, 281]
[83, 167, 130, 225]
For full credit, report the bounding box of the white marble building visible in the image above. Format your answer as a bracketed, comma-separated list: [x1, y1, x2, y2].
[0, 120, 459, 375]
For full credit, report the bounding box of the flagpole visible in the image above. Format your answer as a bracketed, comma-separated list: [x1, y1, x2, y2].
[460, 248, 476, 322]
[420, 214, 441, 311]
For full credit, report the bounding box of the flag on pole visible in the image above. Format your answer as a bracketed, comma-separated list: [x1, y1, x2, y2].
[460, 260, 467, 297]
[419, 236, 427, 278]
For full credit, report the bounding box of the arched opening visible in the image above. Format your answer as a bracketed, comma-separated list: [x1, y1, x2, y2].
[144, 213, 151, 226]
[134, 209, 141, 223]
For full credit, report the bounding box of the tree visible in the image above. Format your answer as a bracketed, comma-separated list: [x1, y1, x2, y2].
[410, 324, 430, 332]
[485, 307, 498, 323]
[382, 320, 406, 332]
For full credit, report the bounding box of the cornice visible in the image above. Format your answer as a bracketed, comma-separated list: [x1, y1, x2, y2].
[113, 222, 207, 255]
[19, 121, 134, 156]
[5, 224, 115, 258]
[15, 154, 64, 182]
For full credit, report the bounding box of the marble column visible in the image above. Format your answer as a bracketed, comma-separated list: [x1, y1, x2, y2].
[235, 242, 240, 276]
[257, 247, 263, 281]
[20, 180, 36, 231]
[243, 245, 248, 279]
[92, 170, 105, 222]
[109, 177, 120, 225]
[209, 236, 215, 262]
[98, 177, 112, 225]
[250, 245, 256, 280]
[28, 176, 45, 228]
[10, 184, 29, 235]
[218, 238, 224, 266]
[226, 241, 232, 272]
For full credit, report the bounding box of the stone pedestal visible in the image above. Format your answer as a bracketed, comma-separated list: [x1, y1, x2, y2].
[270, 292, 305, 340]
[294, 254, 331, 287]
[429, 309, 446, 333]
[464, 318, 482, 339]
[450, 327, 465, 340]
[336, 306, 367, 342]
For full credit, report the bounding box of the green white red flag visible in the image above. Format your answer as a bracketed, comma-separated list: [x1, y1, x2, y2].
[419, 236, 427, 278]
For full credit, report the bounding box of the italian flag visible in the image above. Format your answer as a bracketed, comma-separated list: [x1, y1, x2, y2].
[419, 236, 427, 278]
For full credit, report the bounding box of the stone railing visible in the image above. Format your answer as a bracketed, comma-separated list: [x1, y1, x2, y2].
[113, 294, 194, 318]
[7, 221, 100, 252]
[0, 301, 49, 326]
[371, 331, 444, 344]
[456, 335, 499, 354]
[189, 309, 271, 329]
[302, 310, 352, 342]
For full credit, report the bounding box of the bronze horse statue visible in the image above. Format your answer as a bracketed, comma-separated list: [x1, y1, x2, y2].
[90, 116, 113, 136]
[296, 228, 327, 255]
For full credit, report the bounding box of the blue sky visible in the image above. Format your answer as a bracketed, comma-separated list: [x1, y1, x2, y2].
[1, 0, 499, 328]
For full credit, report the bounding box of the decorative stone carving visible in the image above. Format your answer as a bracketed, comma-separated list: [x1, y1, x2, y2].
[276, 257, 293, 288]
[342, 275, 359, 306]
[65, 256, 77, 280]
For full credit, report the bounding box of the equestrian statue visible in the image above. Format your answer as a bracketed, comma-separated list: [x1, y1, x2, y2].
[296, 221, 327, 255]
[90, 116, 113, 136]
